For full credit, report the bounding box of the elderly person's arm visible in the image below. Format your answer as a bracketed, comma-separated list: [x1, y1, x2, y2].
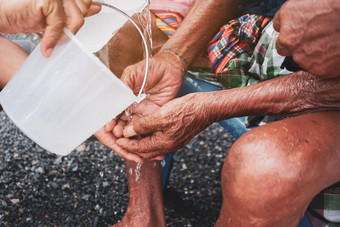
[96, 0, 240, 162]
[116, 72, 340, 159]
[158, 0, 239, 69]
[120, 0, 240, 100]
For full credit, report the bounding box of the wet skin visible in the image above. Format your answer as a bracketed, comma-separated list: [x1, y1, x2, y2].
[94, 0, 340, 226]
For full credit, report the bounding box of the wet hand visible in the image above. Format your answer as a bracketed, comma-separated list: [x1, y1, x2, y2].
[116, 93, 213, 159]
[96, 49, 186, 162]
[95, 116, 145, 163]
[121, 49, 186, 108]
[95, 113, 165, 163]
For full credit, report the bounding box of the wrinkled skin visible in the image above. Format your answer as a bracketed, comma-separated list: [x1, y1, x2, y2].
[0, 0, 101, 57]
[95, 0, 236, 162]
[117, 72, 340, 160]
[273, 0, 340, 78]
[117, 92, 213, 159]
[95, 50, 185, 162]
[94, 0, 340, 226]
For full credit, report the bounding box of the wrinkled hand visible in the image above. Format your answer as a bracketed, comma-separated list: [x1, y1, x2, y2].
[273, 0, 340, 78]
[95, 50, 186, 162]
[0, 0, 101, 57]
[113, 93, 213, 160]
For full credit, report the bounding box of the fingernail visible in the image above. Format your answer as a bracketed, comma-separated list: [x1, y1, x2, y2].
[124, 126, 136, 137]
[45, 48, 53, 58]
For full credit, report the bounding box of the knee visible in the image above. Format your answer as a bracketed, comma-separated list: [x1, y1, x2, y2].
[221, 126, 305, 204]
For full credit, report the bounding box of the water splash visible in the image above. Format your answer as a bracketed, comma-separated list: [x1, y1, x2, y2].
[161, 159, 166, 168]
[124, 108, 133, 121]
[134, 162, 143, 181]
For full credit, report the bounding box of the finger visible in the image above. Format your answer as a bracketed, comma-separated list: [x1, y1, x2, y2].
[139, 151, 166, 160]
[117, 135, 163, 153]
[113, 144, 144, 163]
[120, 64, 144, 94]
[273, 11, 280, 32]
[95, 127, 117, 147]
[95, 129, 143, 163]
[275, 36, 291, 57]
[74, 0, 90, 16]
[40, 0, 66, 58]
[123, 125, 138, 137]
[123, 114, 160, 137]
[113, 120, 127, 137]
[104, 119, 116, 132]
[152, 155, 165, 161]
[120, 113, 129, 121]
[88, 2, 102, 17]
[62, 0, 85, 34]
[113, 124, 124, 138]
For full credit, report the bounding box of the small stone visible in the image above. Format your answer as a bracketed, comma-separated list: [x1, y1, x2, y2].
[10, 199, 20, 204]
[76, 144, 86, 152]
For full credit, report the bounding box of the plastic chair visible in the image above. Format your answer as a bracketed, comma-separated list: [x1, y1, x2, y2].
[161, 76, 312, 227]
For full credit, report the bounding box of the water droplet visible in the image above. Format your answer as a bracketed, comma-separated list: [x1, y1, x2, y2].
[135, 162, 143, 181]
[161, 159, 166, 167]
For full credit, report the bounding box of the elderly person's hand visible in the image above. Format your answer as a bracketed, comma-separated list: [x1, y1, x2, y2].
[273, 0, 340, 78]
[95, 50, 186, 162]
[114, 92, 213, 160]
[0, 0, 101, 57]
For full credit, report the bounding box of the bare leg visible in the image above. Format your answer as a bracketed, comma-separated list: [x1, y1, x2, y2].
[114, 160, 166, 227]
[105, 13, 169, 77]
[0, 35, 28, 88]
[103, 12, 209, 77]
[216, 111, 340, 226]
[105, 12, 210, 226]
[103, 13, 167, 227]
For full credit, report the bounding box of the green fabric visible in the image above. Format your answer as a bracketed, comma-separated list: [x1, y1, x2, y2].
[187, 21, 340, 227]
[187, 21, 292, 89]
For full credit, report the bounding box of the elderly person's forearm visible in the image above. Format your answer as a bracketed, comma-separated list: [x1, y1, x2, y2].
[199, 72, 340, 122]
[160, 0, 240, 69]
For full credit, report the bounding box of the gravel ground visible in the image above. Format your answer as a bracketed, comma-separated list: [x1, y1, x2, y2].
[0, 111, 235, 227]
[0, 33, 236, 226]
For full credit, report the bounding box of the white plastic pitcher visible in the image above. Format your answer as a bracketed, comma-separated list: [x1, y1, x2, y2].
[0, 2, 150, 156]
[76, 0, 150, 53]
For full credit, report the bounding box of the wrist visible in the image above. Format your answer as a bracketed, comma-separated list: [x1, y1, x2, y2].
[186, 92, 223, 126]
[159, 48, 190, 71]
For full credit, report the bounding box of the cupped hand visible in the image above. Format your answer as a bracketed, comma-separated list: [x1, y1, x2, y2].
[114, 92, 213, 160]
[0, 0, 101, 58]
[121, 49, 186, 109]
[95, 116, 146, 163]
[273, 0, 340, 78]
[95, 50, 186, 162]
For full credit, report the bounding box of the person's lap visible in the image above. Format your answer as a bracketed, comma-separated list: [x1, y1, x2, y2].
[216, 111, 340, 226]
[103, 7, 340, 226]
